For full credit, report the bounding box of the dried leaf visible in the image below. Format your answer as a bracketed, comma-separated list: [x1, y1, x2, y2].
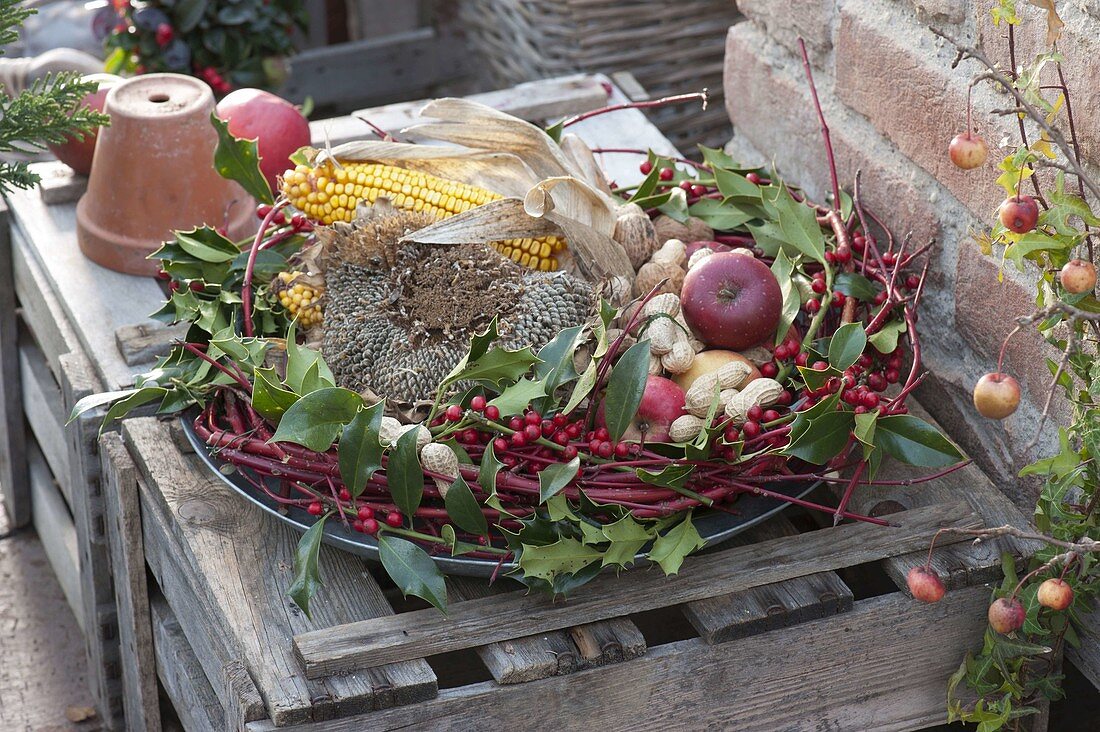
[559, 133, 612, 193]
[1027, 0, 1063, 46]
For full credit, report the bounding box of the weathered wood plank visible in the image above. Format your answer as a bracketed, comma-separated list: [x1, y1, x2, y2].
[27, 440, 81, 631]
[1068, 596, 1100, 691]
[841, 400, 1044, 592]
[7, 173, 167, 390]
[114, 321, 188, 367]
[295, 501, 984, 678]
[58, 351, 123, 729]
[250, 587, 991, 732]
[0, 199, 30, 526]
[682, 515, 854, 644]
[314, 74, 610, 147]
[11, 226, 74, 379]
[149, 595, 226, 732]
[18, 337, 70, 504]
[100, 433, 162, 732]
[122, 417, 437, 726]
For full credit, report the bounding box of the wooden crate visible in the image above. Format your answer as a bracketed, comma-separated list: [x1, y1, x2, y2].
[103, 409, 1042, 731]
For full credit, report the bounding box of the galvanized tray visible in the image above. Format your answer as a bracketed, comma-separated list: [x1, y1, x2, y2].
[183, 416, 820, 577]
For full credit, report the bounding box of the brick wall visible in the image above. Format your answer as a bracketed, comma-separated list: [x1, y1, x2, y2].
[722, 1, 1100, 508]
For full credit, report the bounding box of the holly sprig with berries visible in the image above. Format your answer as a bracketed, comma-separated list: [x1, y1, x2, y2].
[903, 3, 1100, 728]
[98, 0, 308, 92]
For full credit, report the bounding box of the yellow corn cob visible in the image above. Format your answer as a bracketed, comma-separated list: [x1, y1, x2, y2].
[275, 271, 324, 328]
[281, 161, 567, 271]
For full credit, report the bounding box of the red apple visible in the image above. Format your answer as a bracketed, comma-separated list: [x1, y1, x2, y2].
[1037, 578, 1073, 611]
[47, 73, 122, 176]
[680, 252, 783, 350]
[906, 565, 946, 603]
[973, 372, 1021, 419]
[1060, 259, 1097, 294]
[988, 597, 1025, 635]
[998, 195, 1039, 234]
[599, 375, 685, 442]
[215, 88, 311, 193]
[948, 132, 988, 170]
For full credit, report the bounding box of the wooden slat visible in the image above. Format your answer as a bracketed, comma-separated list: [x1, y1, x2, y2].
[150, 596, 227, 732]
[682, 515, 854, 644]
[294, 502, 984, 678]
[18, 337, 70, 503]
[249, 587, 991, 732]
[37, 164, 86, 205]
[1068, 596, 1100, 690]
[11, 226, 74, 379]
[114, 321, 187, 367]
[448, 577, 645, 684]
[122, 417, 437, 727]
[27, 439, 81, 630]
[0, 199, 30, 526]
[7, 174, 167, 390]
[100, 433, 162, 732]
[840, 401, 1044, 592]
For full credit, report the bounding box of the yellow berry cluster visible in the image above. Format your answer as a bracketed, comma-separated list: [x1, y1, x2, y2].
[275, 271, 323, 328]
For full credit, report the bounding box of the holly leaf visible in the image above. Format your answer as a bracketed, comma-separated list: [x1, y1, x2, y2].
[828, 322, 867, 371]
[636, 463, 694, 490]
[647, 513, 706, 574]
[765, 185, 826, 264]
[562, 360, 597, 415]
[210, 112, 274, 204]
[875, 414, 965, 467]
[714, 167, 762, 201]
[488, 377, 548, 418]
[784, 410, 855, 465]
[338, 401, 385, 497]
[441, 524, 481, 556]
[602, 341, 651, 441]
[518, 537, 602, 583]
[868, 319, 907, 353]
[538, 456, 581, 503]
[834, 272, 879, 301]
[288, 513, 328, 619]
[444, 475, 488, 537]
[771, 250, 802, 346]
[285, 323, 336, 395]
[443, 317, 503, 382]
[532, 325, 585, 411]
[448, 346, 540, 389]
[853, 410, 878, 461]
[100, 387, 169, 428]
[175, 227, 241, 263]
[251, 367, 300, 423]
[388, 428, 425, 519]
[688, 197, 757, 230]
[378, 535, 448, 612]
[270, 387, 363, 451]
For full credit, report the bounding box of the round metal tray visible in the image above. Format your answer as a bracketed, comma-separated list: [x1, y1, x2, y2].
[183, 416, 819, 577]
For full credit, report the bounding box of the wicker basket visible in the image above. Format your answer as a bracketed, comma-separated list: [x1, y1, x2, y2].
[457, 0, 738, 151]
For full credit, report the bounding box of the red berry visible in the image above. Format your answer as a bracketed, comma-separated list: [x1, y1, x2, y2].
[362, 518, 380, 535]
[357, 506, 374, 521]
[589, 438, 602, 453]
[679, 180, 693, 192]
[524, 411, 541, 426]
[524, 424, 541, 441]
[155, 22, 174, 46]
[812, 360, 829, 371]
[565, 423, 582, 438]
[843, 389, 860, 405]
[511, 431, 527, 447]
[741, 421, 761, 438]
[763, 409, 781, 422]
[155, 267, 171, 281]
[553, 431, 570, 446]
[811, 279, 827, 294]
[858, 354, 874, 368]
[639, 160, 654, 175]
[614, 442, 630, 457]
[691, 185, 707, 197]
[445, 404, 463, 422]
[905, 274, 921, 290]
[540, 419, 555, 437]
[868, 373, 887, 392]
[256, 204, 273, 219]
[831, 292, 846, 309]
[352, 519, 365, 533]
[805, 299, 821, 314]
[307, 502, 323, 516]
[885, 368, 900, 384]
[724, 425, 741, 442]
[774, 344, 790, 361]
[852, 234, 866, 252]
[835, 246, 852, 264]
[538, 447, 554, 459]
[595, 427, 610, 441]
[854, 405, 869, 414]
[597, 441, 614, 458]
[291, 212, 308, 230]
[882, 252, 897, 266]
[470, 395, 487, 411]
[746, 172, 762, 185]
[460, 428, 479, 444]
[493, 437, 508, 452]
[794, 352, 809, 367]
[873, 291, 888, 306]
[484, 405, 501, 421]
[385, 511, 403, 528]
[747, 405, 764, 421]
[658, 167, 674, 181]
[824, 251, 837, 264]
[189, 280, 205, 292]
[861, 392, 880, 408]
[777, 390, 793, 406]
[563, 445, 579, 460]
[552, 413, 568, 427]
[760, 362, 778, 378]
[338, 488, 351, 502]
[430, 416, 444, 427]
[508, 416, 524, 430]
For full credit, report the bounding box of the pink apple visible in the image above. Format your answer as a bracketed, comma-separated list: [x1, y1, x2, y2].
[680, 252, 783, 350]
[599, 375, 685, 442]
[47, 73, 122, 176]
[215, 88, 311, 193]
[973, 372, 1020, 420]
[948, 132, 988, 170]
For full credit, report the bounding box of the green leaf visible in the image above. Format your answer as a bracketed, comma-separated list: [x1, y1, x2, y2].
[647, 513, 706, 574]
[771, 250, 802, 346]
[538, 456, 581, 503]
[714, 167, 763, 201]
[174, 0, 208, 32]
[834, 272, 879, 301]
[601, 513, 656, 542]
[765, 185, 826, 264]
[175, 228, 241, 263]
[378, 535, 447, 612]
[602, 341, 651, 441]
[868, 319, 907, 353]
[102, 387, 169, 427]
[784, 410, 855, 465]
[798, 363, 840, 391]
[533, 325, 585, 410]
[563, 360, 597, 415]
[441, 524, 481, 556]
[270, 387, 363, 452]
[444, 475, 488, 537]
[69, 387, 144, 423]
[519, 537, 602, 583]
[288, 514, 327, 619]
[875, 415, 965, 467]
[853, 410, 877, 461]
[388, 428, 425, 519]
[688, 197, 757, 230]
[488, 377, 547, 417]
[210, 112, 274, 204]
[1005, 231, 1070, 271]
[338, 401, 385, 497]
[636, 463, 694, 489]
[251, 367, 299, 423]
[449, 346, 540, 389]
[442, 317, 502, 382]
[828, 322, 868, 371]
[285, 323, 336, 395]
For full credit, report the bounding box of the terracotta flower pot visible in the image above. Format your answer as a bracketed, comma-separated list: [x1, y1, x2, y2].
[76, 73, 255, 276]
